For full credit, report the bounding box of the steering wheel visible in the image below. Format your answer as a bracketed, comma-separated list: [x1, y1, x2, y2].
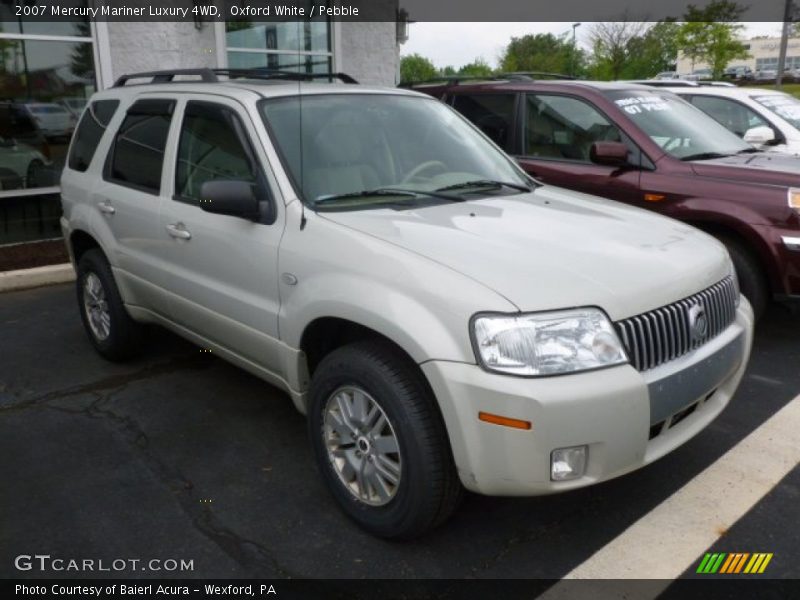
[403, 160, 448, 183]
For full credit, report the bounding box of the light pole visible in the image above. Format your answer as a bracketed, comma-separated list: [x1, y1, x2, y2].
[571, 22, 581, 78]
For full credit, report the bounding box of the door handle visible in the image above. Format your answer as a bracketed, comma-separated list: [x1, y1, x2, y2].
[166, 223, 192, 240]
[97, 201, 115, 215]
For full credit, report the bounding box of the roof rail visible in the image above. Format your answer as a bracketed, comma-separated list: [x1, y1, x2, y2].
[399, 71, 574, 88]
[497, 72, 575, 80]
[113, 68, 359, 87]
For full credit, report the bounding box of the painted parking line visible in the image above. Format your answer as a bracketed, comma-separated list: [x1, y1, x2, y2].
[540, 393, 800, 595]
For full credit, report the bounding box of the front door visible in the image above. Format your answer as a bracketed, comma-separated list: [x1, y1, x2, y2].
[156, 97, 285, 374]
[516, 93, 642, 204]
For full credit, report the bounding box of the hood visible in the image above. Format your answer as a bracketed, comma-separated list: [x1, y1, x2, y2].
[319, 186, 731, 321]
[690, 152, 800, 185]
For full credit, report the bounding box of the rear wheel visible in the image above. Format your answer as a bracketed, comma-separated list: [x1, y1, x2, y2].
[719, 237, 769, 320]
[308, 340, 462, 539]
[76, 249, 143, 361]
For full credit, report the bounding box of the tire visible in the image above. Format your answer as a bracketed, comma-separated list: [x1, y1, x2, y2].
[76, 249, 143, 361]
[719, 237, 769, 320]
[308, 340, 463, 539]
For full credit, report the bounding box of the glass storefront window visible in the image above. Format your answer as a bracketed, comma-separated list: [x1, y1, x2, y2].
[226, 19, 332, 74]
[0, 38, 96, 193]
[0, 19, 96, 246]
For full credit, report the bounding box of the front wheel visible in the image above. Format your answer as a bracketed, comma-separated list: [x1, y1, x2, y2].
[719, 237, 769, 320]
[308, 340, 462, 539]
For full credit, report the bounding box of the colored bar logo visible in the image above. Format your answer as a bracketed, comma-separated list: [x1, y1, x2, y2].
[696, 552, 773, 574]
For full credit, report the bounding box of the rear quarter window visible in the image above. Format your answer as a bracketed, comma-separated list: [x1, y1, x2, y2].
[68, 100, 120, 172]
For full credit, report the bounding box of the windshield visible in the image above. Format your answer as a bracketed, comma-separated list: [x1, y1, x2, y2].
[607, 90, 752, 159]
[259, 93, 530, 210]
[752, 93, 800, 130]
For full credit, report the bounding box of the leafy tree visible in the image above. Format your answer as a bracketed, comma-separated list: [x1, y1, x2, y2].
[500, 33, 584, 77]
[440, 65, 457, 76]
[400, 53, 438, 83]
[458, 58, 493, 77]
[588, 20, 648, 80]
[678, 1, 750, 78]
[609, 20, 680, 79]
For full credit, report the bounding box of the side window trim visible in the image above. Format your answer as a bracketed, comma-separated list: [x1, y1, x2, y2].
[102, 98, 176, 196]
[172, 99, 276, 225]
[520, 92, 654, 170]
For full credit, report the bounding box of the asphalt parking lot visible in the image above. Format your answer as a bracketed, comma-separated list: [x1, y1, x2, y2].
[1, 283, 799, 584]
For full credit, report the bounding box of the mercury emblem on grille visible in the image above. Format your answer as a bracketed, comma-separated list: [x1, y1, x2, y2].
[688, 303, 708, 343]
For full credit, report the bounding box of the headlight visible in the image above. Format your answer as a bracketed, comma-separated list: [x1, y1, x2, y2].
[789, 188, 800, 215]
[471, 308, 628, 376]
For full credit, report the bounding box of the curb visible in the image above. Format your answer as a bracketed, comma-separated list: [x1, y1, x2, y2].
[0, 263, 75, 292]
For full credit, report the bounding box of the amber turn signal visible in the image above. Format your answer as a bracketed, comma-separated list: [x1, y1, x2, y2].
[644, 193, 665, 202]
[478, 411, 532, 430]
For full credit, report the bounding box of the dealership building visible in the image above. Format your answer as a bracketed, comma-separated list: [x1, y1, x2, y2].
[676, 34, 800, 74]
[0, 11, 404, 259]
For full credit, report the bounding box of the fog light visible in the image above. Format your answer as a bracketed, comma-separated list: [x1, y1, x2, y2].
[551, 445, 588, 481]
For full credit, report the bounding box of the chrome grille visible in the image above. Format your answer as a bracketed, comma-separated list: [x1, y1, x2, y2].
[615, 276, 738, 372]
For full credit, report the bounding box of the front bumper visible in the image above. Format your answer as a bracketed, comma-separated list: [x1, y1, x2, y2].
[422, 299, 754, 496]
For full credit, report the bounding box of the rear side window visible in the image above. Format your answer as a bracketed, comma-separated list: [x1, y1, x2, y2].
[175, 101, 259, 203]
[106, 99, 175, 194]
[451, 94, 516, 149]
[68, 100, 120, 172]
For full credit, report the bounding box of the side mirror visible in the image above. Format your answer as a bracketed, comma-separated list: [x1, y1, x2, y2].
[590, 141, 629, 166]
[198, 180, 260, 219]
[743, 125, 776, 146]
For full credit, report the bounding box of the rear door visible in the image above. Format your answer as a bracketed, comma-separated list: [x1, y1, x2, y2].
[515, 93, 643, 203]
[156, 96, 285, 375]
[92, 96, 176, 316]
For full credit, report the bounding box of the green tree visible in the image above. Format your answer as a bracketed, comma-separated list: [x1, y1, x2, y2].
[588, 20, 648, 80]
[499, 33, 584, 77]
[678, 1, 750, 78]
[457, 58, 493, 77]
[400, 53, 438, 83]
[440, 65, 457, 76]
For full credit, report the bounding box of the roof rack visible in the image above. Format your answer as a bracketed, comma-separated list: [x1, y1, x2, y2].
[113, 68, 359, 87]
[399, 71, 574, 88]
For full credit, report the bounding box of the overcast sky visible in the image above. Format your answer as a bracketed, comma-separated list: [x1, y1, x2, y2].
[401, 22, 785, 69]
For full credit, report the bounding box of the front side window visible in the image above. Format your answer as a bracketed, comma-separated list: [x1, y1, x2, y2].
[451, 94, 516, 149]
[69, 100, 120, 172]
[606, 90, 752, 160]
[688, 96, 769, 138]
[107, 99, 175, 194]
[260, 94, 530, 210]
[525, 94, 622, 161]
[175, 102, 259, 203]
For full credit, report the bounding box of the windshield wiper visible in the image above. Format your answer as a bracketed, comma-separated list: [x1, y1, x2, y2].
[314, 187, 462, 206]
[435, 179, 532, 193]
[680, 152, 731, 162]
[736, 147, 760, 154]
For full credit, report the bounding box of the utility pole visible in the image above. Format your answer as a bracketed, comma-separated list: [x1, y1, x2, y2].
[571, 22, 581, 77]
[776, 0, 794, 89]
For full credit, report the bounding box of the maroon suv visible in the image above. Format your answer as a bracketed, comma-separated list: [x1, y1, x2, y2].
[411, 79, 800, 317]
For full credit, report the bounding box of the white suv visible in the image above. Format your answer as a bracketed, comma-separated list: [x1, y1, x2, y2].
[667, 86, 800, 156]
[60, 69, 754, 538]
